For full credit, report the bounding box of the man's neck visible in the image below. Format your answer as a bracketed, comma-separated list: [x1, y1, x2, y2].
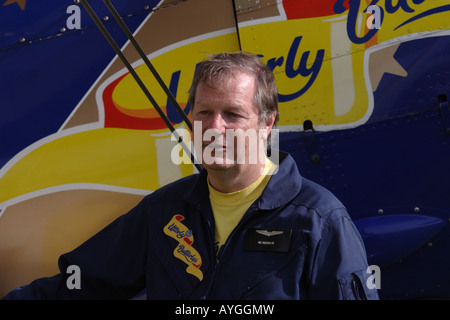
[207, 163, 265, 193]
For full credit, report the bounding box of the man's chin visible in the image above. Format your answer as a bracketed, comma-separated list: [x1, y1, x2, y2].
[201, 158, 235, 171]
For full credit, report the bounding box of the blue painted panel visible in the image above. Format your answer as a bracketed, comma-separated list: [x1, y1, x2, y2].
[0, 0, 158, 168]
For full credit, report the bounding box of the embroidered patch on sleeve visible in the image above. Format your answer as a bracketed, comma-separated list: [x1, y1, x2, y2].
[163, 214, 203, 281]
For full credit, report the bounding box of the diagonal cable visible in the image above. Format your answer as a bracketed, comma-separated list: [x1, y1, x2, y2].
[79, 0, 202, 172]
[102, 0, 193, 131]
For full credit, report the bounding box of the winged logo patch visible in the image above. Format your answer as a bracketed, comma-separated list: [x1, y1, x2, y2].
[256, 230, 284, 237]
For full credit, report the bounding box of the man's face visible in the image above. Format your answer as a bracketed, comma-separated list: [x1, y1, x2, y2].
[191, 72, 273, 172]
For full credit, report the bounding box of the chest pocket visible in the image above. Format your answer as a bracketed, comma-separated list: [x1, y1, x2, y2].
[219, 230, 308, 299]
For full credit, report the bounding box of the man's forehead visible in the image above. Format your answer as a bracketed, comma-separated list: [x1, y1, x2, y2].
[200, 69, 255, 91]
[196, 78, 254, 103]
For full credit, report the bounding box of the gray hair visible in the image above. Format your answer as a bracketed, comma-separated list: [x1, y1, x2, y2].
[188, 52, 279, 126]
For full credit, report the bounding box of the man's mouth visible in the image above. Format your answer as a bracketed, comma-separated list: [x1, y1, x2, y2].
[202, 143, 227, 149]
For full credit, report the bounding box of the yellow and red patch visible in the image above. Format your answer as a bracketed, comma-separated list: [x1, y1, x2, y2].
[163, 214, 203, 281]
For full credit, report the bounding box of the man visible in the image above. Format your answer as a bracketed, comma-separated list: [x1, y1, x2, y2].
[3, 52, 378, 299]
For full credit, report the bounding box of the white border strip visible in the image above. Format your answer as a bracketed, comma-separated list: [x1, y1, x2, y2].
[0, 183, 152, 216]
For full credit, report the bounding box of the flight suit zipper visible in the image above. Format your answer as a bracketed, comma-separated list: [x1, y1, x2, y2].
[202, 205, 261, 299]
[196, 203, 218, 300]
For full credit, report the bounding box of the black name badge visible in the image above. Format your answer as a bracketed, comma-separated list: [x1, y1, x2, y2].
[244, 228, 292, 253]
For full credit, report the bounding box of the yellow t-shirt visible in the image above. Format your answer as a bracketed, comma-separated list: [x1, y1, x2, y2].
[207, 158, 278, 256]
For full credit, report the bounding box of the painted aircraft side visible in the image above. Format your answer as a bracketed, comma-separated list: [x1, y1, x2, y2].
[0, 0, 449, 299]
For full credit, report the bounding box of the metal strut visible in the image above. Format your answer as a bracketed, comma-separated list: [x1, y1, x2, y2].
[79, 0, 202, 172]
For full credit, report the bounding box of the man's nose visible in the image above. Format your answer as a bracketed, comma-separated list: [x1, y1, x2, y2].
[208, 112, 226, 132]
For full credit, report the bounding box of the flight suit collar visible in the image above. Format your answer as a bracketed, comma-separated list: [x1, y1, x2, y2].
[184, 151, 303, 210]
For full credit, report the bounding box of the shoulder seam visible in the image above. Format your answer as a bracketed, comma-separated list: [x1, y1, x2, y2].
[290, 201, 346, 220]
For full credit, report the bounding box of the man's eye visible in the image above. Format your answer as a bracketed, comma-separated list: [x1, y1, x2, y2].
[198, 110, 210, 116]
[227, 112, 240, 118]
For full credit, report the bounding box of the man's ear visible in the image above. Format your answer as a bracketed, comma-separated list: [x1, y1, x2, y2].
[261, 112, 277, 140]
